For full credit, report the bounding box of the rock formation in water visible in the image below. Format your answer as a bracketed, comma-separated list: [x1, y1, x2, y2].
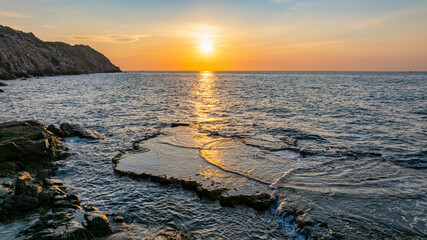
[0, 120, 124, 239]
[0, 25, 121, 80]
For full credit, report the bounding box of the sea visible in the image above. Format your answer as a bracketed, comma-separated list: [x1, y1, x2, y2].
[0, 71, 426, 239]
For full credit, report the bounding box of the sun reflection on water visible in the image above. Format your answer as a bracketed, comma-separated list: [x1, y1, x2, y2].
[193, 71, 222, 131]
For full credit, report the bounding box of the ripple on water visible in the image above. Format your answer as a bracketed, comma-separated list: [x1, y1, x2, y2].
[0, 71, 426, 239]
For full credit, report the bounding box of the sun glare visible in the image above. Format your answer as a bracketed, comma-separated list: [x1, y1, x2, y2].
[200, 39, 213, 54]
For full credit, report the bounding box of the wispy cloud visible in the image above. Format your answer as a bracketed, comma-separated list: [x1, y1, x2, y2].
[43, 25, 56, 29]
[69, 34, 149, 43]
[0, 10, 30, 18]
[352, 7, 426, 30]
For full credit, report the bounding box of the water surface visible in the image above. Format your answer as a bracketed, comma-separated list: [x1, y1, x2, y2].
[0, 71, 426, 239]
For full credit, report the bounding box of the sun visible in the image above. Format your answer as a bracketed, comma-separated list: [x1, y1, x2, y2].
[199, 39, 213, 54]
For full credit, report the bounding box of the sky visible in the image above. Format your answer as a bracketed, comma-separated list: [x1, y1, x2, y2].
[1, 0, 427, 71]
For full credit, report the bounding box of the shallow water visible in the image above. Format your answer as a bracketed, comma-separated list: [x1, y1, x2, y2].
[0, 71, 426, 239]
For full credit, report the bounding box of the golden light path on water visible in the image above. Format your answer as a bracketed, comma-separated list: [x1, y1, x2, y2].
[193, 71, 222, 132]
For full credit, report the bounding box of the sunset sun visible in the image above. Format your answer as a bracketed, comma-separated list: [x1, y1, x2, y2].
[199, 39, 213, 54]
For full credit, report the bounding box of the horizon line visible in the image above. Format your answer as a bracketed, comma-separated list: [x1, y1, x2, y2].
[119, 70, 426, 72]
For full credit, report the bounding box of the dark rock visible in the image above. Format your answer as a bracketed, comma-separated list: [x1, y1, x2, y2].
[0, 25, 121, 81]
[84, 211, 113, 237]
[0, 120, 64, 170]
[13, 194, 40, 210]
[83, 205, 99, 212]
[63, 221, 92, 240]
[171, 122, 190, 127]
[0, 81, 7, 86]
[53, 200, 72, 208]
[113, 216, 125, 223]
[68, 194, 81, 205]
[47, 124, 64, 138]
[60, 123, 106, 140]
[0, 89, 3, 92]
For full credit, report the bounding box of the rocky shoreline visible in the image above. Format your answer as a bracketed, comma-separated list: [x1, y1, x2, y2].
[0, 25, 121, 81]
[0, 120, 123, 239]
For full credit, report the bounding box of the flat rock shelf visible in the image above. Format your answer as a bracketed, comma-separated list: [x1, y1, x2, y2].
[113, 126, 281, 211]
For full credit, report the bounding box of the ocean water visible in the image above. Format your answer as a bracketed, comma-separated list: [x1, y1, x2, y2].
[0, 71, 426, 239]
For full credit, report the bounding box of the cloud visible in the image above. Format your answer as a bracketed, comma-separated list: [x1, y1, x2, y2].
[43, 25, 56, 29]
[69, 34, 149, 43]
[352, 7, 426, 30]
[0, 10, 30, 18]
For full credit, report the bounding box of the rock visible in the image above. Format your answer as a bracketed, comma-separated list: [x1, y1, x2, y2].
[0, 185, 9, 198]
[113, 216, 125, 223]
[0, 81, 7, 86]
[0, 25, 120, 80]
[0, 120, 64, 170]
[47, 124, 65, 138]
[54, 200, 72, 208]
[83, 205, 99, 212]
[60, 123, 106, 140]
[0, 89, 4, 92]
[84, 211, 113, 237]
[68, 194, 81, 205]
[63, 221, 92, 240]
[14, 172, 42, 196]
[13, 194, 40, 210]
[113, 126, 275, 211]
[171, 122, 190, 127]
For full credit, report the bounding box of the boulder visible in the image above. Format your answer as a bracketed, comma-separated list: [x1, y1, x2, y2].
[0, 89, 4, 92]
[47, 124, 65, 138]
[62, 221, 92, 240]
[84, 211, 113, 237]
[0, 120, 64, 170]
[60, 123, 106, 140]
[0, 81, 7, 86]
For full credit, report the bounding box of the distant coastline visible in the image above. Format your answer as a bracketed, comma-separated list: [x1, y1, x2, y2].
[0, 25, 121, 81]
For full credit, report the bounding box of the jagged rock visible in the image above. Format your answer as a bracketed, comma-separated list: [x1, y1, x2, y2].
[53, 200, 72, 208]
[113, 216, 124, 223]
[84, 211, 113, 237]
[47, 125, 65, 138]
[60, 123, 106, 140]
[0, 185, 9, 198]
[62, 221, 92, 240]
[67, 194, 81, 205]
[0, 25, 120, 80]
[13, 194, 40, 210]
[83, 205, 99, 212]
[14, 172, 34, 193]
[0, 120, 64, 170]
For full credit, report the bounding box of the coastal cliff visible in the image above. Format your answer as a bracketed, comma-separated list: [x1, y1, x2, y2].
[0, 25, 120, 80]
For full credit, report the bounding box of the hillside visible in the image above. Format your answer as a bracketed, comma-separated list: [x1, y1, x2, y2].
[0, 25, 120, 80]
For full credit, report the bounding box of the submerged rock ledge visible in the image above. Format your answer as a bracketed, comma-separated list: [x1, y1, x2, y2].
[113, 125, 391, 239]
[112, 126, 276, 211]
[113, 157, 275, 211]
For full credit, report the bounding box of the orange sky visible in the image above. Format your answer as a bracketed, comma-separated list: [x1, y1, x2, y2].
[1, 0, 427, 71]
